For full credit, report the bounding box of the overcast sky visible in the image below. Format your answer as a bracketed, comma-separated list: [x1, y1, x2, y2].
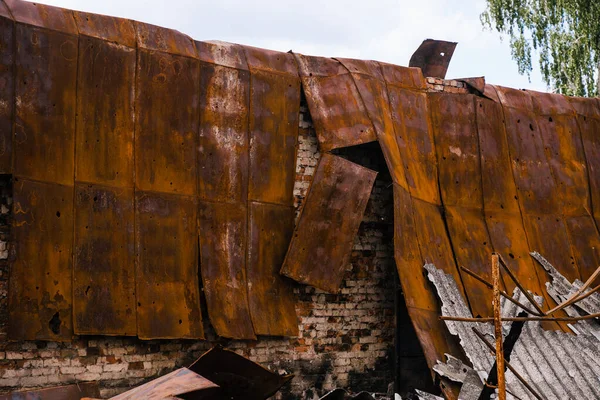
[32, 0, 546, 91]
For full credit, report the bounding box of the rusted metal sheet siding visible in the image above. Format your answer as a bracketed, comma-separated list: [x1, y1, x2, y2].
[247, 201, 298, 337]
[73, 184, 136, 336]
[281, 153, 377, 293]
[0, 5, 13, 174]
[294, 54, 377, 151]
[135, 191, 203, 339]
[9, 179, 73, 341]
[134, 48, 198, 196]
[75, 34, 135, 187]
[198, 201, 255, 340]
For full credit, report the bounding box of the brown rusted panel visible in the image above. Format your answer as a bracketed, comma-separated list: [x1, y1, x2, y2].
[456, 76, 486, 94]
[379, 62, 427, 90]
[135, 49, 198, 195]
[198, 63, 249, 203]
[4, 0, 77, 35]
[0, 4, 13, 173]
[281, 154, 377, 293]
[445, 206, 495, 318]
[189, 346, 294, 400]
[387, 86, 440, 205]
[136, 191, 203, 339]
[76, 35, 135, 187]
[243, 45, 298, 76]
[409, 39, 457, 79]
[0, 382, 100, 400]
[247, 201, 298, 336]
[73, 184, 135, 336]
[9, 179, 73, 341]
[247, 69, 299, 206]
[196, 40, 248, 70]
[294, 53, 377, 151]
[565, 215, 600, 283]
[135, 21, 196, 58]
[13, 24, 77, 185]
[73, 11, 135, 47]
[336, 58, 407, 188]
[430, 92, 481, 208]
[476, 97, 521, 213]
[198, 201, 255, 339]
[523, 214, 580, 282]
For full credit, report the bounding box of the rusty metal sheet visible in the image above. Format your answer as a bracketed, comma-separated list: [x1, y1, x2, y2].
[445, 206, 495, 318]
[565, 215, 600, 283]
[135, 49, 198, 195]
[387, 86, 440, 205]
[293, 53, 377, 151]
[196, 40, 248, 70]
[198, 62, 249, 203]
[496, 87, 560, 215]
[111, 368, 219, 400]
[135, 21, 196, 58]
[456, 76, 486, 94]
[430, 92, 480, 208]
[243, 45, 298, 76]
[281, 153, 377, 293]
[0, 4, 13, 174]
[379, 62, 427, 90]
[409, 39, 457, 79]
[75, 35, 135, 187]
[4, 0, 77, 35]
[0, 382, 100, 400]
[336, 58, 408, 188]
[247, 69, 299, 206]
[73, 11, 136, 47]
[476, 96, 521, 213]
[247, 201, 298, 337]
[13, 23, 77, 185]
[189, 346, 294, 400]
[523, 214, 580, 282]
[198, 201, 255, 339]
[73, 184, 135, 336]
[8, 178, 73, 341]
[135, 191, 203, 339]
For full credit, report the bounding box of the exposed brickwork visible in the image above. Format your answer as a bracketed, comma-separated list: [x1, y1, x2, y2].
[426, 77, 469, 94]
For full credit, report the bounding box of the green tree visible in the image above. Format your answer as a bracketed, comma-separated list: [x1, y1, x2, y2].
[481, 0, 600, 96]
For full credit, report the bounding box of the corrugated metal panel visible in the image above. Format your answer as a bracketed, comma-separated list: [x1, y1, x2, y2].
[426, 263, 600, 400]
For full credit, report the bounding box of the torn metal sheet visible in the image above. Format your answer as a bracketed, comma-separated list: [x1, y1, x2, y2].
[0, 382, 100, 400]
[8, 179, 73, 341]
[294, 53, 377, 151]
[198, 62, 249, 203]
[198, 201, 255, 340]
[135, 48, 198, 196]
[408, 39, 457, 79]
[565, 215, 600, 284]
[247, 68, 299, 206]
[73, 184, 136, 336]
[110, 368, 219, 400]
[75, 34, 135, 187]
[336, 58, 408, 188]
[427, 263, 600, 400]
[281, 153, 377, 293]
[0, 4, 13, 173]
[189, 346, 293, 400]
[247, 201, 298, 337]
[135, 191, 203, 339]
[379, 62, 427, 90]
[13, 22, 77, 185]
[456, 77, 486, 94]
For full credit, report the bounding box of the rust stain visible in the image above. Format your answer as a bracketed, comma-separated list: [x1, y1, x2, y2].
[0, 4, 13, 173]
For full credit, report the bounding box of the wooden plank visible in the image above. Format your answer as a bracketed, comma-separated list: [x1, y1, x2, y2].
[281, 153, 377, 293]
[13, 23, 77, 185]
[73, 184, 136, 336]
[75, 35, 135, 187]
[247, 201, 298, 336]
[198, 62, 249, 203]
[198, 201, 255, 339]
[135, 191, 203, 339]
[135, 48, 198, 195]
[8, 178, 73, 340]
[0, 5, 13, 173]
[247, 69, 299, 206]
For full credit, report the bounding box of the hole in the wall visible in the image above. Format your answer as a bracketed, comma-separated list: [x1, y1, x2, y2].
[49, 312, 61, 334]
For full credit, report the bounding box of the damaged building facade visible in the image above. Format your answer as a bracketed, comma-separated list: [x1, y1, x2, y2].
[0, 0, 599, 398]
